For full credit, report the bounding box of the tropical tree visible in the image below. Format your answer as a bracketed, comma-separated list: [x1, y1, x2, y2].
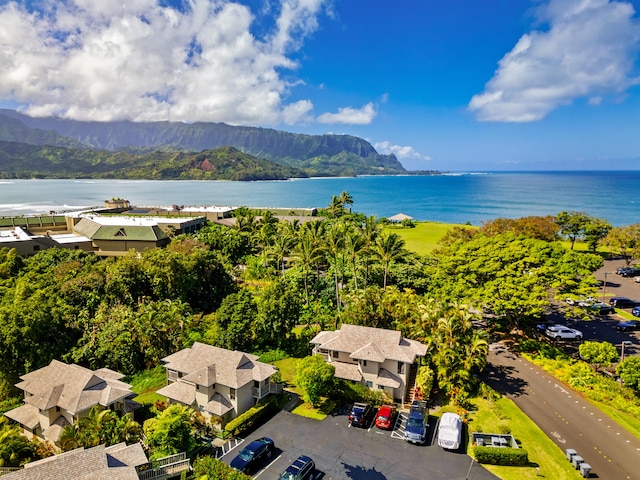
[143, 404, 197, 460]
[579, 341, 618, 371]
[192, 455, 252, 479]
[292, 230, 323, 304]
[603, 224, 640, 264]
[556, 211, 591, 249]
[0, 417, 35, 467]
[211, 289, 257, 352]
[59, 406, 141, 451]
[294, 355, 336, 406]
[374, 232, 406, 288]
[321, 221, 347, 317]
[617, 356, 640, 391]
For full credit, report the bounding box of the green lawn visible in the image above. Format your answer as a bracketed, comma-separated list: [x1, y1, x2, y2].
[384, 221, 476, 255]
[126, 366, 167, 405]
[466, 397, 582, 480]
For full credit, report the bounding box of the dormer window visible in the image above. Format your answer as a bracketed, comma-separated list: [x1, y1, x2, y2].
[115, 228, 127, 237]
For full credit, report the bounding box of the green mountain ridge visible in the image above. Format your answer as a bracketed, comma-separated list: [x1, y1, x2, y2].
[0, 109, 406, 177]
[0, 141, 307, 181]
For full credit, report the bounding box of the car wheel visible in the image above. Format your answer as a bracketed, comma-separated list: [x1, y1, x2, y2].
[576, 335, 582, 341]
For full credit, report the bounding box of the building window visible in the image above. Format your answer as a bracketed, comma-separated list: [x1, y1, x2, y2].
[365, 381, 373, 388]
[398, 362, 405, 375]
[230, 388, 236, 400]
[332, 351, 339, 359]
[378, 385, 384, 390]
[362, 360, 367, 367]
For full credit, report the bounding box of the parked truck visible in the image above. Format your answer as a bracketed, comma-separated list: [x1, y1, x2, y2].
[404, 400, 428, 444]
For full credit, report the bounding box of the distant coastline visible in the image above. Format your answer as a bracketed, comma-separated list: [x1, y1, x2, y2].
[0, 173, 639, 226]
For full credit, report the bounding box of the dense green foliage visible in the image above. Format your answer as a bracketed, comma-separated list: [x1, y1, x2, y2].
[0, 417, 36, 467]
[294, 355, 337, 406]
[0, 109, 406, 177]
[59, 406, 141, 452]
[473, 446, 529, 466]
[0, 142, 306, 180]
[143, 404, 197, 460]
[579, 341, 618, 371]
[192, 455, 251, 479]
[617, 357, 640, 391]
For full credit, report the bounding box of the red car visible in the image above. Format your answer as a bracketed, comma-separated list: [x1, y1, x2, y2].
[375, 404, 397, 430]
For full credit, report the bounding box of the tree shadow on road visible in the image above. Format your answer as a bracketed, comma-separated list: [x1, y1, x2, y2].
[342, 463, 387, 480]
[482, 363, 529, 397]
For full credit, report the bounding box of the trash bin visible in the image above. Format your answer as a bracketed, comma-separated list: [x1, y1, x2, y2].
[579, 462, 591, 478]
[565, 448, 577, 461]
[571, 455, 584, 469]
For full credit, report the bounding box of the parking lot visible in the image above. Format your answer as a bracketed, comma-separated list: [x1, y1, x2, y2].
[553, 257, 640, 357]
[221, 408, 499, 480]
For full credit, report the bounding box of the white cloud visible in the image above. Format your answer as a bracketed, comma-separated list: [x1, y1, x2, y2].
[469, 0, 640, 122]
[317, 102, 377, 124]
[374, 141, 432, 161]
[0, 0, 330, 123]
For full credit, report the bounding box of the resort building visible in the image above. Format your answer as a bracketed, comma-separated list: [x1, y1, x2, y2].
[310, 324, 427, 403]
[4, 360, 138, 447]
[0, 443, 149, 480]
[157, 342, 281, 425]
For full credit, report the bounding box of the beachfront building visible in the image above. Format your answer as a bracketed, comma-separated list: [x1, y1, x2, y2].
[156, 342, 281, 425]
[310, 324, 427, 404]
[4, 360, 138, 447]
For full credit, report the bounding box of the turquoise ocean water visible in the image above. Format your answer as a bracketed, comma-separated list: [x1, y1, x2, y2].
[0, 171, 638, 226]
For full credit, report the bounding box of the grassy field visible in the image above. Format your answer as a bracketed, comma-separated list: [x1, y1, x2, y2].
[384, 221, 476, 255]
[464, 397, 583, 480]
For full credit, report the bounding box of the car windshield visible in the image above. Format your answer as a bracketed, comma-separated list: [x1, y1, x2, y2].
[279, 471, 297, 480]
[238, 448, 255, 461]
[407, 417, 423, 428]
[378, 415, 388, 421]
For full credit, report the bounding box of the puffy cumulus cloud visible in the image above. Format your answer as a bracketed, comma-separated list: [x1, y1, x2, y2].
[469, 0, 640, 122]
[317, 102, 377, 125]
[0, 0, 329, 123]
[374, 141, 432, 161]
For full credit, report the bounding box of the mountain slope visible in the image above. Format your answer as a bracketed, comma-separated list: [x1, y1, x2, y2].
[0, 141, 307, 180]
[0, 110, 405, 176]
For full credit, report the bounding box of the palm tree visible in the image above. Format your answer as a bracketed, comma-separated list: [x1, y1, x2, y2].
[339, 191, 354, 212]
[321, 222, 346, 318]
[327, 195, 344, 217]
[374, 232, 406, 288]
[360, 216, 381, 287]
[0, 418, 33, 467]
[292, 231, 322, 304]
[269, 233, 293, 278]
[344, 228, 365, 290]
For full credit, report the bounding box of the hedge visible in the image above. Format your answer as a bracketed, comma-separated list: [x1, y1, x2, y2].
[223, 396, 279, 437]
[473, 446, 529, 466]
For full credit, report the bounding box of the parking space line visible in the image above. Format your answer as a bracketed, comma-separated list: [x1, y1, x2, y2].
[253, 453, 282, 478]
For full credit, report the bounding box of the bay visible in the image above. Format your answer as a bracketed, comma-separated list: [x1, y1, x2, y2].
[0, 171, 638, 226]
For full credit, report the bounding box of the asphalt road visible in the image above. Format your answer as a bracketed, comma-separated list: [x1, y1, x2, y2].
[485, 346, 640, 480]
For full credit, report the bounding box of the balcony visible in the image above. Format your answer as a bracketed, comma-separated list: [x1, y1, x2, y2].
[252, 383, 282, 399]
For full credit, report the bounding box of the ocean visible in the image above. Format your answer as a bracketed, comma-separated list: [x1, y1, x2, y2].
[0, 171, 638, 226]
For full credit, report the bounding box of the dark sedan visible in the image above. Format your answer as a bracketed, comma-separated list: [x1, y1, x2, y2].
[230, 437, 275, 474]
[616, 320, 640, 332]
[348, 402, 375, 428]
[609, 297, 640, 309]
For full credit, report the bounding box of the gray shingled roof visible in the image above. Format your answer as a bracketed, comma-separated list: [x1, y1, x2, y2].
[156, 381, 196, 405]
[161, 342, 276, 389]
[310, 324, 427, 363]
[4, 404, 40, 429]
[2, 443, 147, 480]
[14, 360, 134, 415]
[333, 362, 363, 382]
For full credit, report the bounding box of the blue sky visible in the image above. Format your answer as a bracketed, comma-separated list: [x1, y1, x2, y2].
[1, 0, 640, 171]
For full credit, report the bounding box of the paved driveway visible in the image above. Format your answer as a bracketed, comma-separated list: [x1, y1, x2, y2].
[221, 409, 499, 480]
[485, 346, 640, 480]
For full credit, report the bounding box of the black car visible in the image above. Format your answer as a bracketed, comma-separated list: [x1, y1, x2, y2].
[278, 455, 315, 480]
[616, 320, 640, 331]
[617, 266, 640, 277]
[590, 302, 615, 315]
[609, 297, 640, 308]
[230, 437, 275, 474]
[348, 402, 375, 428]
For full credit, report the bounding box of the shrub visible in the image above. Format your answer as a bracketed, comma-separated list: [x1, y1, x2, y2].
[223, 396, 279, 437]
[474, 446, 528, 466]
